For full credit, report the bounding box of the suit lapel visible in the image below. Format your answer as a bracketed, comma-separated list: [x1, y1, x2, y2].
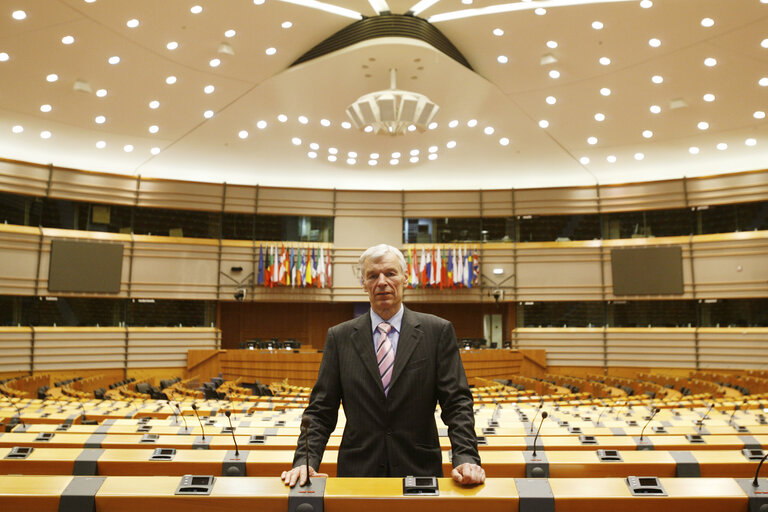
[389, 307, 421, 392]
[351, 312, 382, 391]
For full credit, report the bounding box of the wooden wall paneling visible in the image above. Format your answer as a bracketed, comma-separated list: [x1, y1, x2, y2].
[698, 328, 768, 369]
[256, 187, 335, 216]
[481, 189, 514, 217]
[516, 328, 604, 366]
[0, 225, 42, 296]
[334, 190, 403, 218]
[136, 178, 224, 212]
[0, 327, 33, 373]
[480, 244, 516, 298]
[223, 184, 257, 214]
[514, 186, 599, 216]
[405, 303, 487, 340]
[403, 190, 481, 217]
[0, 159, 50, 197]
[32, 327, 126, 371]
[515, 241, 604, 301]
[599, 179, 686, 213]
[48, 167, 137, 205]
[690, 232, 768, 299]
[686, 169, 768, 206]
[605, 328, 697, 368]
[602, 236, 696, 300]
[219, 240, 256, 300]
[129, 236, 220, 299]
[127, 328, 218, 368]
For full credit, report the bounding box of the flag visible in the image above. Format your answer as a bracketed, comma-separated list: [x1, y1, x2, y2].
[257, 245, 264, 286]
[472, 247, 480, 287]
[419, 248, 426, 286]
[434, 247, 441, 288]
[441, 248, 448, 289]
[317, 247, 325, 288]
[463, 247, 470, 287]
[304, 249, 312, 286]
[325, 248, 332, 288]
[456, 247, 464, 287]
[290, 247, 297, 287]
[447, 248, 454, 287]
[271, 245, 279, 286]
[409, 248, 418, 288]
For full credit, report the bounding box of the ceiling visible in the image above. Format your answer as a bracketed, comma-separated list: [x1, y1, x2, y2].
[1, 0, 767, 191]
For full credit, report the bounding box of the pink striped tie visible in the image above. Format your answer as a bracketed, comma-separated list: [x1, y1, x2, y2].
[376, 322, 395, 396]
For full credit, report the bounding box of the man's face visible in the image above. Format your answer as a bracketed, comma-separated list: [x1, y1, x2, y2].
[362, 252, 406, 319]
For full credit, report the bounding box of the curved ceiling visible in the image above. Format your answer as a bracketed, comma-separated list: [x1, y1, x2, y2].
[1, 0, 767, 190]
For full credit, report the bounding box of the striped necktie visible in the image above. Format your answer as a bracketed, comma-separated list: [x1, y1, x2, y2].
[376, 322, 395, 396]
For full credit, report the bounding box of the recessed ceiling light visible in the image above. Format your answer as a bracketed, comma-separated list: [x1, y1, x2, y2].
[410, 149, 419, 156]
[461, 0, 472, 4]
[278, 114, 288, 122]
[254, 0, 265, 4]
[698, 121, 709, 130]
[594, 113, 605, 121]
[108, 56, 120, 65]
[484, 126, 495, 135]
[599, 57, 611, 66]
[428, 122, 438, 130]
[539, 120, 549, 128]
[367, 159, 376, 166]
[12, 10, 27, 20]
[467, 119, 478, 127]
[762, 39, 768, 49]
[96, 140, 106, 149]
[329, 147, 338, 154]
[309, 142, 319, 150]
[0, 52, 9, 61]
[165, 76, 177, 84]
[579, 157, 590, 165]
[449, 120, 459, 128]
[40, 104, 52, 112]
[760, 77, 768, 87]
[546, 40, 558, 49]
[328, 155, 337, 162]
[149, 100, 160, 109]
[166, 41, 179, 50]
[607, 155, 617, 163]
[600, 87, 611, 96]
[640, 0, 653, 7]
[446, 141, 457, 149]
[204, 85, 215, 94]
[592, 21, 603, 30]
[648, 38, 661, 48]
[190, 5, 203, 14]
[390, 158, 399, 165]
[282, 21, 293, 28]
[61, 35, 75, 45]
[96, 88, 107, 97]
[238, 130, 249, 139]
[689, 146, 700, 154]
[126, 19, 139, 28]
[497, 55, 509, 64]
[148, 125, 159, 133]
[292, 137, 302, 145]
[40, 131, 52, 139]
[204, 110, 214, 119]
[341, 121, 351, 129]
[298, 115, 308, 124]
[428, 146, 437, 153]
[409, 156, 419, 163]
[704, 57, 717, 67]
[308, 152, 318, 159]
[151, 147, 161, 155]
[716, 143, 727, 150]
[209, 58, 221, 68]
[347, 158, 356, 165]
[546, 96, 557, 105]
[95, 115, 106, 124]
[320, 119, 331, 127]
[370, 153, 380, 159]
[493, 28, 504, 36]
[348, 151, 358, 158]
[703, 93, 715, 102]
[392, 152, 401, 158]
[46, 73, 58, 82]
[11, 125, 23, 134]
[746, 138, 757, 146]
[701, 18, 714, 27]
[587, 136, 598, 145]
[534, 8, 546, 15]
[428, 153, 438, 160]
[123, 144, 134, 152]
[642, 130, 653, 138]
[634, 152, 645, 160]
[549, 70, 560, 79]
[499, 137, 509, 146]
[650, 105, 661, 114]
[225, 29, 236, 38]
[652, 75, 663, 84]
[407, 125, 416, 132]
[257, 120, 268, 129]
[265, 47, 277, 55]
[754, 111, 766, 119]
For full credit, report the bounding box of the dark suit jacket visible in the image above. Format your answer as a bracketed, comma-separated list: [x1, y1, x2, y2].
[292, 307, 480, 477]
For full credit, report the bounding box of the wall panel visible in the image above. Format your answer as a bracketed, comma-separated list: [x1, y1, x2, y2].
[698, 328, 768, 369]
[600, 179, 686, 212]
[403, 190, 481, 217]
[687, 171, 768, 206]
[481, 189, 514, 217]
[32, 327, 125, 371]
[0, 226, 41, 296]
[127, 328, 219, 368]
[137, 178, 224, 212]
[0, 328, 32, 373]
[516, 328, 604, 366]
[49, 168, 137, 205]
[605, 329, 696, 368]
[691, 232, 768, 298]
[514, 186, 599, 216]
[0, 159, 49, 197]
[223, 184, 257, 214]
[256, 187, 335, 216]
[516, 242, 604, 301]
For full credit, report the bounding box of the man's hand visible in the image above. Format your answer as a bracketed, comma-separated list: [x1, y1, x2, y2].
[281, 465, 328, 487]
[451, 462, 486, 485]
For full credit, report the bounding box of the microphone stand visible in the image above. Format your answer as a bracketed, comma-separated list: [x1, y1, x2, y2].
[532, 411, 548, 457]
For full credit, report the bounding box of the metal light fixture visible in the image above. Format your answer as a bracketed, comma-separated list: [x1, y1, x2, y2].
[346, 68, 439, 136]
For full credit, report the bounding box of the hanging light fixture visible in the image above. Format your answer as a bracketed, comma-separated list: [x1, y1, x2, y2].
[345, 68, 439, 136]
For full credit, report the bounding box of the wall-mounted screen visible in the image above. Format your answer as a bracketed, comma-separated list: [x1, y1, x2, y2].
[48, 240, 123, 293]
[611, 246, 684, 296]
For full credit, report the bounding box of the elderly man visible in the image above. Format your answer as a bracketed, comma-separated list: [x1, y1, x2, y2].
[282, 244, 484, 486]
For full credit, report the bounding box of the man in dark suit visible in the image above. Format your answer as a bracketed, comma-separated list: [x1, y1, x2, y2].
[282, 244, 484, 486]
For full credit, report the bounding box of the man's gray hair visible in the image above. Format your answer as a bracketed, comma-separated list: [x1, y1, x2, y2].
[359, 244, 407, 276]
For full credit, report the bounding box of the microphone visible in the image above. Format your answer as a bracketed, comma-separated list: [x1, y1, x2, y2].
[729, 404, 741, 425]
[595, 406, 608, 426]
[301, 415, 311, 486]
[176, 402, 189, 432]
[191, 403, 205, 440]
[754, 452, 768, 487]
[167, 400, 179, 425]
[3, 395, 26, 428]
[614, 402, 625, 420]
[225, 410, 239, 456]
[697, 403, 714, 432]
[532, 411, 548, 457]
[79, 397, 88, 423]
[639, 408, 660, 441]
[530, 401, 544, 433]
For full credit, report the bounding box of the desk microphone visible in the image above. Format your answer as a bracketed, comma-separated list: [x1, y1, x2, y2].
[530, 401, 544, 433]
[753, 452, 768, 487]
[191, 403, 205, 440]
[78, 397, 88, 423]
[225, 410, 239, 456]
[167, 400, 179, 425]
[697, 403, 714, 432]
[175, 402, 189, 432]
[3, 395, 25, 428]
[596, 406, 608, 426]
[614, 402, 626, 421]
[301, 414, 312, 486]
[729, 404, 741, 425]
[639, 407, 660, 441]
[532, 411, 548, 457]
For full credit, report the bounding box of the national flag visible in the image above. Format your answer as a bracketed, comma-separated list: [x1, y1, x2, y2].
[304, 249, 312, 286]
[290, 247, 297, 287]
[447, 248, 454, 287]
[434, 247, 441, 288]
[271, 245, 279, 286]
[463, 247, 470, 287]
[257, 245, 264, 286]
[317, 247, 325, 288]
[325, 249, 332, 288]
[409, 248, 418, 288]
[419, 248, 426, 286]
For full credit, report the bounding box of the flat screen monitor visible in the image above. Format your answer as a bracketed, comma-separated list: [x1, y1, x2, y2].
[610, 246, 683, 295]
[48, 239, 123, 293]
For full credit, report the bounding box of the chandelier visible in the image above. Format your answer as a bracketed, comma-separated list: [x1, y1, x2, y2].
[345, 69, 439, 136]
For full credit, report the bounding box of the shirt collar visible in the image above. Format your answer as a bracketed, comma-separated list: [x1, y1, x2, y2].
[371, 304, 404, 334]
